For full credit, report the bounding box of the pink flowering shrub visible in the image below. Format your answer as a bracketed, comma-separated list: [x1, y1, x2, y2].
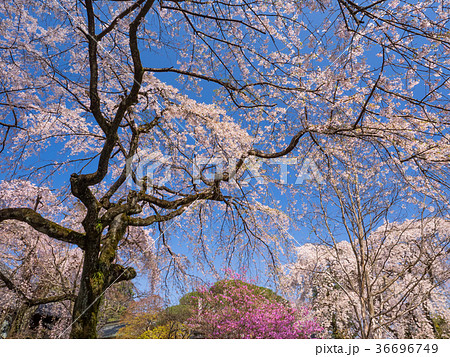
[186, 279, 322, 339]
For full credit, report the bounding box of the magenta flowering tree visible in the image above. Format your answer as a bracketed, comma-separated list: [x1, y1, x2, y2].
[186, 279, 322, 339]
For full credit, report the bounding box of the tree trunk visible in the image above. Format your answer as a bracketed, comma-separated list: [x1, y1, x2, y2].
[7, 303, 31, 338]
[70, 244, 104, 339]
[68, 213, 136, 338]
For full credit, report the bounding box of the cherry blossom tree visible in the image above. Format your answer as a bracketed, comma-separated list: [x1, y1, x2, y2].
[282, 160, 450, 338]
[0, 180, 82, 338]
[0, 0, 449, 338]
[284, 224, 450, 338]
[0, 180, 154, 338]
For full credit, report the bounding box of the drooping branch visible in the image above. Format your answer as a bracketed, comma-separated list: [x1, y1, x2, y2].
[248, 129, 308, 159]
[243, 122, 387, 162]
[0, 268, 77, 306]
[143, 67, 310, 93]
[0, 208, 85, 249]
[127, 203, 196, 226]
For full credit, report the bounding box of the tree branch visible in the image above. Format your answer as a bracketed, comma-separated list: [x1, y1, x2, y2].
[97, 0, 147, 40]
[0, 208, 85, 249]
[85, 0, 109, 133]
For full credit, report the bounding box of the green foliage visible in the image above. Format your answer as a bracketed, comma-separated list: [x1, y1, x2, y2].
[160, 304, 193, 324]
[178, 291, 201, 307]
[209, 279, 288, 305]
[432, 315, 450, 339]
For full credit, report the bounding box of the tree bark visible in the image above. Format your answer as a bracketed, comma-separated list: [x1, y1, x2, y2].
[70, 241, 103, 339]
[69, 217, 136, 338]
